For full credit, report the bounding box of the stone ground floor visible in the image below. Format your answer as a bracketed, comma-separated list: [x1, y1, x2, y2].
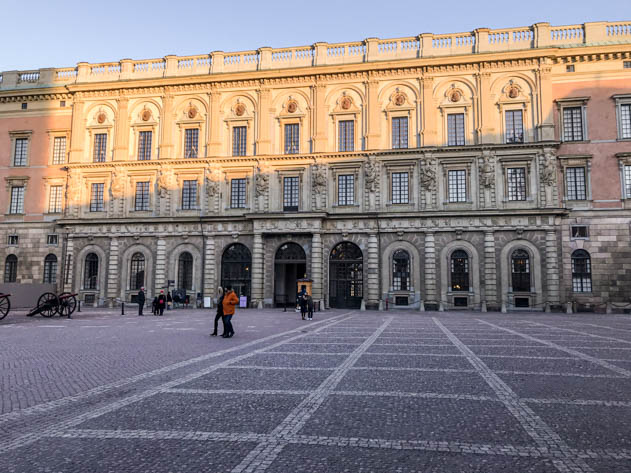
[1, 308, 631, 472]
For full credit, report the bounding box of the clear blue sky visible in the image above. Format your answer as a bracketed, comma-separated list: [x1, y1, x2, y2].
[0, 0, 626, 71]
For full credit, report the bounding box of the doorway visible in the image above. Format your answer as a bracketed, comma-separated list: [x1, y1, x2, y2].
[274, 242, 306, 307]
[329, 242, 363, 309]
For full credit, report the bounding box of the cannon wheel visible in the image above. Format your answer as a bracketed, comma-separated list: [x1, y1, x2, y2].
[0, 295, 10, 321]
[58, 292, 77, 318]
[37, 292, 59, 318]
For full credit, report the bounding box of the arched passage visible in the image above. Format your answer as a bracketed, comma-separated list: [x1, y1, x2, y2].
[274, 242, 307, 307]
[329, 242, 363, 309]
[221, 243, 252, 300]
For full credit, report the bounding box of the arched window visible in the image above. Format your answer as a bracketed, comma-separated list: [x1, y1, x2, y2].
[275, 243, 306, 261]
[178, 252, 193, 290]
[511, 249, 530, 292]
[450, 250, 469, 292]
[221, 243, 252, 298]
[329, 242, 363, 309]
[392, 250, 410, 291]
[571, 250, 592, 292]
[84, 253, 98, 289]
[4, 255, 17, 283]
[129, 252, 145, 290]
[43, 254, 58, 284]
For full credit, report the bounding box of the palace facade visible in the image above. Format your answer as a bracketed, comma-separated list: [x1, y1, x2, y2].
[1, 21, 630, 312]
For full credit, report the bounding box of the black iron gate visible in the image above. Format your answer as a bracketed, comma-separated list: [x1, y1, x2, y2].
[329, 242, 363, 309]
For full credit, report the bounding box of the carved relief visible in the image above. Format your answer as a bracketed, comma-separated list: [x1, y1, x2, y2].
[286, 99, 298, 113]
[419, 157, 437, 190]
[235, 102, 246, 116]
[393, 92, 406, 106]
[157, 169, 172, 198]
[255, 167, 269, 197]
[364, 157, 379, 192]
[141, 108, 152, 121]
[540, 150, 557, 186]
[187, 106, 197, 119]
[312, 164, 327, 195]
[479, 150, 496, 188]
[448, 86, 463, 103]
[205, 165, 221, 197]
[96, 111, 107, 124]
[340, 95, 352, 110]
[109, 168, 125, 199]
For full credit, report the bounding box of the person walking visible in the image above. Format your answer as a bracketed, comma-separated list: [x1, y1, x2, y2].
[211, 287, 225, 336]
[151, 295, 158, 315]
[306, 294, 314, 320]
[137, 287, 146, 316]
[157, 290, 166, 316]
[221, 285, 239, 338]
[299, 293, 308, 320]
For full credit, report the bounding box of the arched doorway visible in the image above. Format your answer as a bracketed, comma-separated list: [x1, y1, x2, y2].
[274, 242, 306, 307]
[329, 242, 363, 309]
[221, 243, 251, 300]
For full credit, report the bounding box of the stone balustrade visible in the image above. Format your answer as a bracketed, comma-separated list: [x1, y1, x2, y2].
[1, 21, 630, 90]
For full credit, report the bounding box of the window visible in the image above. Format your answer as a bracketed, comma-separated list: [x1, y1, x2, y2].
[8, 235, 18, 246]
[571, 225, 588, 239]
[507, 168, 527, 201]
[338, 120, 354, 152]
[178, 252, 193, 290]
[232, 126, 247, 156]
[230, 178, 246, 208]
[625, 61, 631, 69]
[284, 123, 299, 154]
[52, 136, 66, 164]
[450, 250, 469, 292]
[447, 114, 465, 146]
[619, 104, 631, 139]
[90, 183, 104, 212]
[562, 107, 584, 141]
[43, 254, 57, 284]
[624, 165, 631, 198]
[93, 133, 107, 162]
[566, 65, 575, 72]
[511, 249, 530, 292]
[571, 250, 592, 292]
[392, 172, 409, 204]
[9, 186, 25, 214]
[60, 100, 66, 107]
[129, 252, 145, 290]
[337, 174, 355, 206]
[283, 176, 299, 211]
[84, 253, 98, 289]
[392, 250, 410, 291]
[4, 255, 17, 283]
[137, 131, 152, 160]
[182, 180, 198, 210]
[13, 138, 28, 166]
[505, 110, 524, 144]
[134, 181, 150, 211]
[184, 129, 199, 158]
[566, 167, 587, 200]
[447, 170, 467, 203]
[21, 103, 27, 110]
[47, 234, 58, 246]
[48, 185, 63, 213]
[392, 117, 408, 149]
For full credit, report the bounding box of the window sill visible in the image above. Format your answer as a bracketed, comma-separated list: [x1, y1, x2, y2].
[131, 210, 152, 213]
[5, 213, 25, 217]
[333, 204, 360, 208]
[561, 140, 590, 144]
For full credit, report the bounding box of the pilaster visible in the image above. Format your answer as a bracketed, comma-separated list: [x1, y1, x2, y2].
[63, 236, 74, 293]
[113, 97, 129, 161]
[420, 77, 436, 146]
[365, 79, 380, 149]
[257, 88, 272, 155]
[203, 235, 216, 305]
[545, 230, 560, 305]
[107, 236, 119, 306]
[367, 233, 379, 309]
[208, 90, 221, 156]
[536, 62, 555, 141]
[312, 83, 327, 152]
[477, 71, 496, 143]
[423, 232, 437, 303]
[483, 230, 498, 309]
[155, 238, 167, 291]
[311, 233, 324, 309]
[252, 233, 264, 308]
[69, 99, 85, 163]
[160, 93, 174, 159]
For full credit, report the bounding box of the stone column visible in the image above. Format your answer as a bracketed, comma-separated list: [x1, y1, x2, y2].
[252, 233, 264, 308]
[113, 98, 129, 161]
[68, 99, 85, 163]
[311, 233, 324, 309]
[313, 83, 327, 152]
[63, 235, 75, 293]
[106, 236, 119, 307]
[483, 231, 498, 310]
[160, 93, 174, 159]
[366, 233, 379, 309]
[545, 230, 560, 305]
[420, 78, 435, 146]
[203, 235, 216, 306]
[365, 79, 380, 149]
[208, 90, 221, 156]
[155, 238, 167, 292]
[536, 64, 555, 141]
[476, 71, 495, 144]
[256, 88, 272, 155]
[423, 232, 437, 305]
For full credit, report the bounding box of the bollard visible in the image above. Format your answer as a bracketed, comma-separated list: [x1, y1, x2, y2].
[481, 301, 487, 313]
[566, 301, 573, 314]
[78, 300, 81, 312]
[121, 302, 125, 316]
[419, 301, 425, 312]
[544, 302, 551, 313]
[606, 302, 612, 314]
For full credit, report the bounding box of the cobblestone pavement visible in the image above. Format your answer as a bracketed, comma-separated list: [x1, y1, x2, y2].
[1, 308, 631, 472]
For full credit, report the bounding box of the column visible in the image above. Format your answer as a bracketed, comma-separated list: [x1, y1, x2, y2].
[545, 230, 560, 305]
[256, 88, 272, 155]
[476, 71, 495, 144]
[63, 236, 75, 293]
[423, 232, 437, 304]
[312, 83, 327, 152]
[537, 63, 555, 141]
[311, 233, 324, 309]
[69, 99, 85, 163]
[366, 233, 379, 309]
[155, 238, 167, 292]
[106, 236, 119, 307]
[208, 90, 221, 156]
[113, 98, 129, 161]
[420, 77, 436, 146]
[365, 79, 380, 149]
[160, 93, 174, 159]
[252, 233, 264, 308]
[203, 235, 216, 306]
[483, 231, 498, 310]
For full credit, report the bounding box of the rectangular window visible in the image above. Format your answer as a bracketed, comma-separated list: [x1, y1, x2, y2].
[283, 176, 299, 211]
[8, 235, 18, 246]
[447, 114, 465, 146]
[563, 107, 584, 141]
[184, 129, 199, 158]
[620, 104, 631, 139]
[48, 185, 63, 213]
[230, 178, 246, 208]
[232, 126, 247, 157]
[447, 170, 467, 203]
[52, 136, 66, 164]
[13, 138, 28, 166]
[507, 168, 527, 201]
[47, 234, 58, 246]
[391, 172, 409, 204]
[137, 131, 152, 160]
[9, 186, 24, 214]
[505, 110, 524, 144]
[93, 133, 107, 162]
[566, 167, 587, 200]
[89, 183, 104, 212]
[624, 61, 631, 69]
[392, 117, 408, 149]
[134, 181, 150, 211]
[284, 123, 299, 154]
[182, 180, 198, 210]
[625, 165, 631, 198]
[338, 120, 354, 152]
[337, 174, 355, 206]
[571, 225, 589, 239]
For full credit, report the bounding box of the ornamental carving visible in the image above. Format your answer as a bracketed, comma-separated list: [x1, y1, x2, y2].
[235, 103, 246, 116]
[96, 112, 107, 124]
[286, 100, 298, 113]
[507, 85, 520, 99]
[340, 95, 352, 110]
[540, 150, 557, 186]
[255, 168, 269, 197]
[364, 157, 379, 192]
[479, 150, 495, 188]
[187, 106, 197, 119]
[205, 165, 221, 197]
[312, 164, 327, 195]
[110, 169, 125, 199]
[420, 157, 437, 190]
[157, 169, 172, 198]
[141, 109, 152, 121]
[449, 87, 462, 103]
[66, 169, 81, 207]
[393, 93, 406, 106]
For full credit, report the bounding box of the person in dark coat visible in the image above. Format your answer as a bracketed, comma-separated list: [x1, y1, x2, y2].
[137, 287, 146, 316]
[306, 295, 314, 320]
[167, 291, 173, 310]
[299, 293, 308, 320]
[157, 290, 166, 316]
[211, 287, 225, 336]
[152, 296, 158, 315]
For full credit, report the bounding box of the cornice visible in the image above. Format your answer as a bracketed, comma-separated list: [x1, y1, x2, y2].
[0, 91, 71, 103]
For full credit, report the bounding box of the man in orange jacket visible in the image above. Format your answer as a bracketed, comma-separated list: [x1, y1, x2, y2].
[221, 285, 239, 338]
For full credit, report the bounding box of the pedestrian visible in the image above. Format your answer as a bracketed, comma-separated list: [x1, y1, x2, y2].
[306, 294, 314, 320]
[157, 290, 166, 316]
[299, 293, 308, 320]
[211, 287, 225, 336]
[167, 291, 173, 310]
[137, 287, 146, 316]
[221, 285, 239, 338]
[151, 296, 158, 315]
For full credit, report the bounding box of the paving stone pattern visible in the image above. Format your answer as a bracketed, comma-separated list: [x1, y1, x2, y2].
[2, 308, 631, 472]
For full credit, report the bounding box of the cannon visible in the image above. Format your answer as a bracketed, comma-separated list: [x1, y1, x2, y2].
[27, 292, 78, 318]
[0, 293, 10, 320]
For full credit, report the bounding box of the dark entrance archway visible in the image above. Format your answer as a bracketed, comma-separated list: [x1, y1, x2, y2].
[221, 243, 251, 300]
[274, 242, 306, 307]
[329, 242, 363, 309]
